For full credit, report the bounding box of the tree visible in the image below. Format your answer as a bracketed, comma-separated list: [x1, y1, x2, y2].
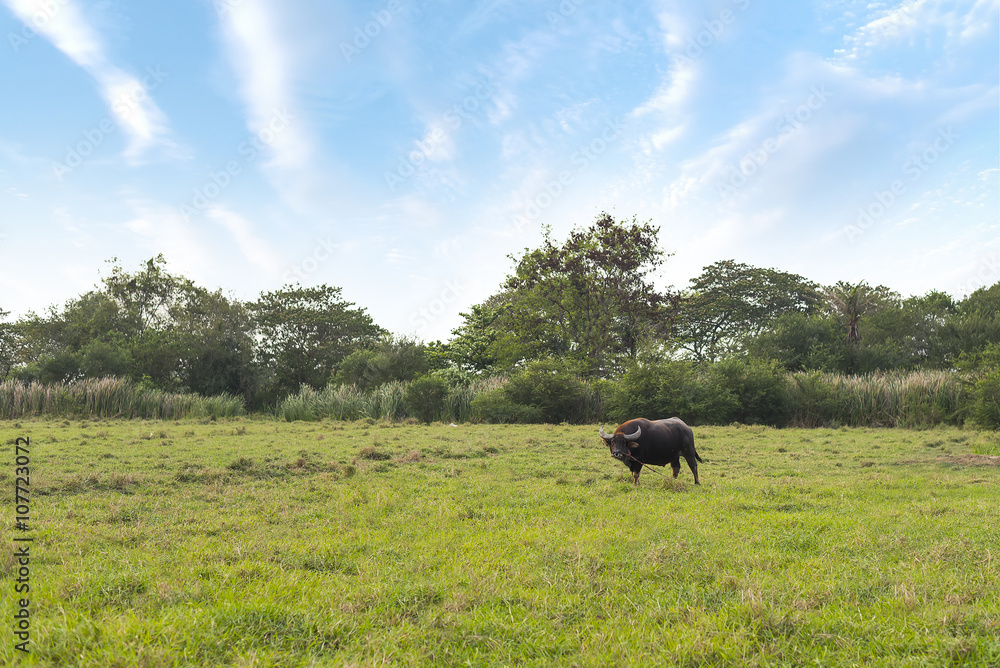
[825, 281, 898, 373]
[446, 298, 510, 373]
[252, 284, 385, 401]
[0, 308, 21, 380]
[674, 261, 821, 362]
[946, 282, 1000, 360]
[102, 254, 182, 336]
[333, 335, 430, 390]
[12, 257, 261, 397]
[746, 311, 844, 372]
[13, 257, 186, 385]
[454, 213, 677, 377]
[173, 285, 259, 401]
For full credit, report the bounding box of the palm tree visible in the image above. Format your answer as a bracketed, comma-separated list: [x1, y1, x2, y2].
[826, 281, 877, 373]
[827, 282, 873, 343]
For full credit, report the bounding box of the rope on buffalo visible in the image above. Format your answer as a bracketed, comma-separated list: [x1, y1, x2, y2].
[620, 451, 674, 481]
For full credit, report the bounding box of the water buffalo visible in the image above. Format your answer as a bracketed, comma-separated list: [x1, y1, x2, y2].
[598, 417, 703, 485]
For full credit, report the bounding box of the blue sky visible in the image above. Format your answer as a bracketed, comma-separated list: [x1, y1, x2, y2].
[1, 0, 997, 340]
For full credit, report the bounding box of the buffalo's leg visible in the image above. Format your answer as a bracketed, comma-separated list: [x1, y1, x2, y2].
[628, 461, 642, 485]
[671, 459, 681, 478]
[683, 453, 700, 485]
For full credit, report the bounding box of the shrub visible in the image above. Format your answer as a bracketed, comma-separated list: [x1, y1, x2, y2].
[442, 375, 505, 423]
[956, 342, 1000, 429]
[333, 337, 429, 390]
[706, 357, 792, 426]
[332, 350, 379, 390]
[605, 358, 790, 427]
[404, 375, 449, 423]
[687, 365, 740, 425]
[787, 371, 838, 427]
[971, 370, 1000, 429]
[470, 391, 543, 424]
[604, 361, 695, 425]
[430, 367, 473, 389]
[499, 359, 601, 424]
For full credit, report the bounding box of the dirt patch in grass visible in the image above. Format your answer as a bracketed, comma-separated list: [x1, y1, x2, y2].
[937, 454, 1000, 467]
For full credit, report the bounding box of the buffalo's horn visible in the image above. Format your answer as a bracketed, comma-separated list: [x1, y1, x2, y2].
[623, 426, 642, 441]
[598, 426, 612, 439]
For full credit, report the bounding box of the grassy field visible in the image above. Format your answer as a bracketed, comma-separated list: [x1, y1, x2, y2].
[2, 418, 998, 667]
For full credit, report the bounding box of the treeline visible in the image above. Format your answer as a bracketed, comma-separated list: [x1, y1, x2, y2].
[1, 214, 998, 427]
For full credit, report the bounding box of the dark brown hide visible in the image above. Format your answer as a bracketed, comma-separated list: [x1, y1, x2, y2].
[599, 417, 702, 485]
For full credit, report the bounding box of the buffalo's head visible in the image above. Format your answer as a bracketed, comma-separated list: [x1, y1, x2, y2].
[598, 425, 642, 462]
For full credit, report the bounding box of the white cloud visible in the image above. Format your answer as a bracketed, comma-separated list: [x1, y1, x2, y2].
[631, 58, 699, 153]
[3, 0, 171, 160]
[655, 10, 689, 52]
[835, 0, 999, 62]
[206, 206, 283, 277]
[633, 58, 698, 119]
[217, 0, 312, 171]
[123, 203, 212, 276]
[837, 0, 930, 58]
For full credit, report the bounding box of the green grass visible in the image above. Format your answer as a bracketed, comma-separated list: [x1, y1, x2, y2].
[2, 419, 999, 666]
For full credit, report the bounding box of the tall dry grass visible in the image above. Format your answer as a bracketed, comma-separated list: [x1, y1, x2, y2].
[788, 369, 967, 428]
[0, 377, 244, 420]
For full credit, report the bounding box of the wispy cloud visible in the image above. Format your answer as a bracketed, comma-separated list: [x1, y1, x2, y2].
[835, 0, 999, 63]
[206, 206, 283, 277]
[123, 203, 212, 274]
[631, 58, 697, 152]
[3, 0, 171, 160]
[217, 0, 311, 171]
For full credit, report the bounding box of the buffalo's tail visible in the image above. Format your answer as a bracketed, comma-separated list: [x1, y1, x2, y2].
[690, 436, 703, 462]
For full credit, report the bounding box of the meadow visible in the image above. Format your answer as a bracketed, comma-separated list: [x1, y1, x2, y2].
[1, 418, 998, 666]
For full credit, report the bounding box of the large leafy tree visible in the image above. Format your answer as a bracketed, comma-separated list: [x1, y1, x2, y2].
[13, 256, 260, 400]
[251, 284, 385, 400]
[746, 312, 844, 372]
[675, 261, 822, 362]
[947, 283, 1000, 359]
[452, 213, 678, 376]
[15, 256, 187, 385]
[854, 290, 957, 371]
[446, 298, 509, 373]
[173, 285, 258, 400]
[333, 335, 431, 390]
